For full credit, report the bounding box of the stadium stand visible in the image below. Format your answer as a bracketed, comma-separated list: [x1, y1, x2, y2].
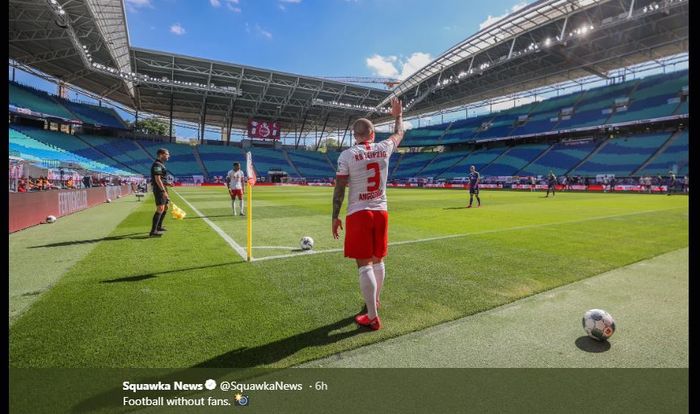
[474, 102, 540, 141]
[138, 141, 204, 176]
[11, 125, 133, 173]
[606, 70, 688, 124]
[413, 150, 471, 178]
[391, 152, 438, 179]
[196, 145, 246, 178]
[553, 80, 638, 131]
[518, 140, 599, 176]
[636, 130, 688, 176]
[439, 147, 507, 179]
[481, 143, 551, 176]
[570, 132, 672, 177]
[402, 125, 449, 146]
[10, 82, 76, 120]
[440, 116, 489, 145]
[60, 100, 128, 129]
[248, 147, 298, 178]
[9, 127, 130, 175]
[77, 134, 154, 175]
[286, 150, 336, 178]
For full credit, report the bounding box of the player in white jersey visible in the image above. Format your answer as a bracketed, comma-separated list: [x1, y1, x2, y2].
[226, 162, 245, 216]
[332, 98, 405, 331]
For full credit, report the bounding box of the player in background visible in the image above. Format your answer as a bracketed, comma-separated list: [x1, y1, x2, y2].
[331, 98, 404, 331]
[467, 165, 481, 208]
[226, 162, 246, 216]
[545, 170, 557, 198]
[667, 170, 677, 196]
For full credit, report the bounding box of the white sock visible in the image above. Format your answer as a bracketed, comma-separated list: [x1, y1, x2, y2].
[358, 265, 378, 319]
[239, 198, 245, 214]
[232, 200, 237, 215]
[373, 262, 385, 304]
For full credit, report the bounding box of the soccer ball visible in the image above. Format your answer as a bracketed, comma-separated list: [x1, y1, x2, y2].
[46, 215, 57, 223]
[300, 236, 314, 251]
[105, 198, 112, 203]
[582, 309, 616, 341]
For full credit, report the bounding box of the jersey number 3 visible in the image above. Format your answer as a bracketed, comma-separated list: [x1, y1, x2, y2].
[366, 162, 381, 192]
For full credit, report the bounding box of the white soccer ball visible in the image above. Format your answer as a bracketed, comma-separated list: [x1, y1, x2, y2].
[582, 309, 616, 341]
[46, 215, 57, 223]
[300, 236, 314, 251]
[105, 198, 112, 203]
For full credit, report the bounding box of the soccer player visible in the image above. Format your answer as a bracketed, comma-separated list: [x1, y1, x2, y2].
[149, 148, 170, 237]
[667, 171, 677, 196]
[331, 97, 404, 331]
[226, 162, 246, 216]
[467, 165, 481, 208]
[545, 170, 557, 197]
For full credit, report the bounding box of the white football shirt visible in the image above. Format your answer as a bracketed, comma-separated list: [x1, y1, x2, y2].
[227, 169, 245, 190]
[336, 138, 397, 216]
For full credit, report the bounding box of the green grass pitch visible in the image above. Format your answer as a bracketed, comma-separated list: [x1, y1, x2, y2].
[9, 187, 688, 368]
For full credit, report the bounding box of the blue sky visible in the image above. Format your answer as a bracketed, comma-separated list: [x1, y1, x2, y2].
[123, 0, 533, 79]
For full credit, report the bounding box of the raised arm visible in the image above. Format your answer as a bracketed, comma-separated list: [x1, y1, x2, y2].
[331, 176, 348, 239]
[388, 98, 405, 147]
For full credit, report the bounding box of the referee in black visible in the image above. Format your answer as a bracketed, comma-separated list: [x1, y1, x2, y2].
[150, 148, 171, 237]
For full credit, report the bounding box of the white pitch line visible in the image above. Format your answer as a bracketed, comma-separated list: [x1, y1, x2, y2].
[252, 207, 684, 262]
[253, 246, 299, 250]
[174, 190, 248, 261]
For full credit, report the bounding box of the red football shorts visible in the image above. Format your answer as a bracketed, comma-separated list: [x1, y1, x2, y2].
[229, 189, 243, 199]
[344, 210, 389, 259]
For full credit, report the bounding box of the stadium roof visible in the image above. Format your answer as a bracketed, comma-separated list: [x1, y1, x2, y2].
[375, 0, 688, 121]
[9, 0, 688, 136]
[9, 0, 390, 135]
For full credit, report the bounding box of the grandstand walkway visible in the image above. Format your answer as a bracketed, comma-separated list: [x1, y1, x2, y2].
[303, 247, 688, 368]
[192, 146, 210, 180]
[631, 130, 683, 176]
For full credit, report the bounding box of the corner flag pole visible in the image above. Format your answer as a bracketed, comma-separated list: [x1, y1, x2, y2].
[246, 151, 256, 262]
[246, 181, 252, 261]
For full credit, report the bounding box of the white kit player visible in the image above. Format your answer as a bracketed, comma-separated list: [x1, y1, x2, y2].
[332, 98, 405, 331]
[226, 162, 245, 216]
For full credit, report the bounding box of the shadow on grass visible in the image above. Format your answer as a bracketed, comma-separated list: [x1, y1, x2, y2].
[29, 233, 145, 248]
[574, 336, 611, 353]
[443, 206, 468, 210]
[71, 316, 366, 413]
[100, 261, 246, 283]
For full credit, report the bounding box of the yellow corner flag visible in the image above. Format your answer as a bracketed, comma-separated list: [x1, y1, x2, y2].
[170, 203, 187, 220]
[246, 151, 256, 262]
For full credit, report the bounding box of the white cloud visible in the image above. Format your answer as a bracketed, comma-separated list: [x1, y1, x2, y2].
[170, 23, 186, 35]
[479, 2, 528, 31]
[366, 52, 433, 80]
[255, 24, 272, 39]
[280, 0, 302, 3]
[399, 52, 432, 80]
[366, 54, 400, 78]
[125, 0, 152, 12]
[212, 0, 241, 12]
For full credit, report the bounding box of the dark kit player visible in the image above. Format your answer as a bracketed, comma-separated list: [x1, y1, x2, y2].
[545, 170, 557, 198]
[150, 148, 171, 237]
[467, 165, 481, 208]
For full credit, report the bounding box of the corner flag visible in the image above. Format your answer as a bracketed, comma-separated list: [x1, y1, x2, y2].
[246, 152, 255, 261]
[246, 151, 256, 186]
